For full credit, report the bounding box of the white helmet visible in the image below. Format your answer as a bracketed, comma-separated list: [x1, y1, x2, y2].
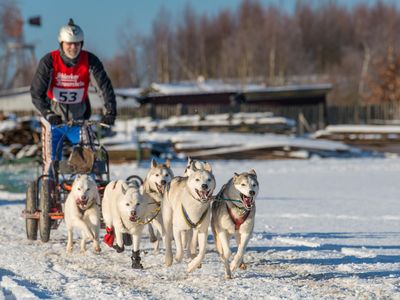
[58, 18, 84, 43]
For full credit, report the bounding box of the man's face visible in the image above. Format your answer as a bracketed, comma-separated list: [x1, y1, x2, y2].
[62, 41, 82, 59]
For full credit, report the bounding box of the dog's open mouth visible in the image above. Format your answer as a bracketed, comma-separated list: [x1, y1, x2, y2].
[76, 198, 88, 209]
[129, 213, 138, 222]
[196, 189, 211, 202]
[240, 194, 254, 209]
[156, 183, 165, 195]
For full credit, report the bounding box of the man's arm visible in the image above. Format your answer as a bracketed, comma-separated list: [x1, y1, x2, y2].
[30, 53, 53, 117]
[88, 53, 117, 118]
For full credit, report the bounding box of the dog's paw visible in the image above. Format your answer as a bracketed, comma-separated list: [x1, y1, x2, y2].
[131, 262, 143, 269]
[165, 256, 173, 267]
[224, 273, 232, 280]
[239, 262, 247, 270]
[113, 244, 125, 253]
[94, 246, 101, 253]
[66, 248, 73, 254]
[187, 260, 199, 273]
[174, 255, 183, 263]
[230, 260, 240, 272]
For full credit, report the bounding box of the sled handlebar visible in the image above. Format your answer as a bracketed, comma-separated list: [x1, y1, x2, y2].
[55, 120, 110, 128]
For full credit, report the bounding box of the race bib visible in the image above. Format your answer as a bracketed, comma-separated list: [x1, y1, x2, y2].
[52, 87, 84, 104]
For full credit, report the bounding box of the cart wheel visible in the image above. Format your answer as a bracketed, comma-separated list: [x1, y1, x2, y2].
[26, 181, 38, 240]
[39, 179, 52, 242]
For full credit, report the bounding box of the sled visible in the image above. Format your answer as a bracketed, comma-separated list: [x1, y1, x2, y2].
[21, 120, 111, 242]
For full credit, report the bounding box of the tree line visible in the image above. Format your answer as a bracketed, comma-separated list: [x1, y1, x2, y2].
[104, 0, 400, 105]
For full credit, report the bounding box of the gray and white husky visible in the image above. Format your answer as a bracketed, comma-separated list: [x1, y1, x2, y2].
[162, 161, 216, 272]
[143, 159, 174, 252]
[211, 170, 259, 279]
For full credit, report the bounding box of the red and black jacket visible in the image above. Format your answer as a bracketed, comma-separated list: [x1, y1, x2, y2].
[30, 49, 116, 121]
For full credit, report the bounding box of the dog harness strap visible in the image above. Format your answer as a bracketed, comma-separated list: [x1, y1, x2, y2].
[135, 206, 161, 225]
[215, 187, 242, 205]
[181, 204, 209, 229]
[226, 204, 250, 231]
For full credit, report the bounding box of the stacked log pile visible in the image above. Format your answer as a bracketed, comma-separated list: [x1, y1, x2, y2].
[0, 118, 41, 161]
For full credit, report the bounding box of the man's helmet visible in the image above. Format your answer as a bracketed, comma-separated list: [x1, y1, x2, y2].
[58, 18, 84, 43]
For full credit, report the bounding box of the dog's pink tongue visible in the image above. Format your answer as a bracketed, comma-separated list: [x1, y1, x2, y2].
[243, 196, 252, 206]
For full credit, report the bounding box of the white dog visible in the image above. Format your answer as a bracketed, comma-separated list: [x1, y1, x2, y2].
[102, 180, 157, 269]
[211, 170, 259, 279]
[142, 159, 174, 252]
[64, 174, 101, 254]
[162, 162, 216, 272]
[182, 157, 209, 258]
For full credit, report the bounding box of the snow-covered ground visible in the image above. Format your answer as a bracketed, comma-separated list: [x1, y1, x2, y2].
[1, 157, 400, 299]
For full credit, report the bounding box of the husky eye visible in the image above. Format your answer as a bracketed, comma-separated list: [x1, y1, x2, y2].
[77, 187, 81, 191]
[136, 203, 140, 206]
[207, 179, 211, 182]
[126, 203, 130, 206]
[241, 183, 246, 186]
[156, 174, 159, 177]
[195, 178, 200, 182]
[252, 183, 257, 187]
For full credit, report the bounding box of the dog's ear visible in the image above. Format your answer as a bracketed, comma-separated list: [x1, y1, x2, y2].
[204, 162, 212, 172]
[234, 172, 239, 178]
[165, 159, 170, 168]
[121, 182, 127, 195]
[191, 162, 198, 172]
[248, 169, 257, 176]
[151, 158, 157, 168]
[187, 156, 192, 166]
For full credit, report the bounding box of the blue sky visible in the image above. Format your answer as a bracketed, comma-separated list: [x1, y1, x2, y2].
[18, 0, 398, 60]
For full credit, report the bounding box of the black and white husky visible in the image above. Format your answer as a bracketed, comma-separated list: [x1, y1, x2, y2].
[211, 170, 259, 279]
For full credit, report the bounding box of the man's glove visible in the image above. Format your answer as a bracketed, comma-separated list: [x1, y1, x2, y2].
[45, 112, 63, 125]
[101, 113, 116, 126]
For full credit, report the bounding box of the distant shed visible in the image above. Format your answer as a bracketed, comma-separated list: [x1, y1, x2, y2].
[138, 83, 332, 130]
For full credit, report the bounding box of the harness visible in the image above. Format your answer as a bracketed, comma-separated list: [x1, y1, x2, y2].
[215, 184, 252, 231]
[181, 204, 209, 229]
[226, 204, 250, 231]
[133, 203, 161, 225]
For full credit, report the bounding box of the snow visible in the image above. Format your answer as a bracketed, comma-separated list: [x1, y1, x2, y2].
[147, 81, 332, 96]
[314, 124, 400, 136]
[106, 120, 354, 153]
[1, 157, 400, 298]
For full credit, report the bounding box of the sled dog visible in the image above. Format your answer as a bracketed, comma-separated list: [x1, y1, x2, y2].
[143, 159, 174, 252]
[211, 170, 259, 279]
[182, 157, 209, 258]
[102, 179, 158, 268]
[64, 174, 101, 254]
[162, 162, 216, 272]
